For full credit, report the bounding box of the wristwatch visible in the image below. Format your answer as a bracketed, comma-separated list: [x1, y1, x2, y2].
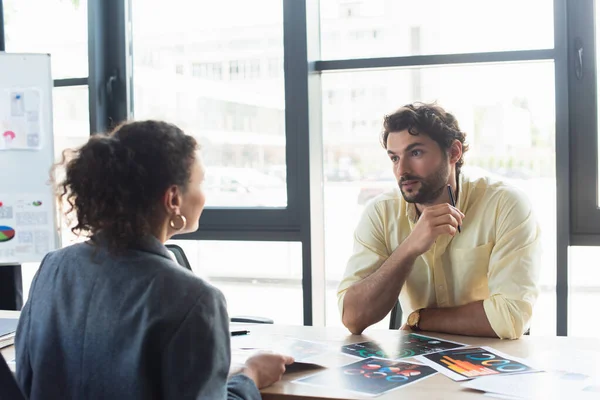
[407, 309, 423, 331]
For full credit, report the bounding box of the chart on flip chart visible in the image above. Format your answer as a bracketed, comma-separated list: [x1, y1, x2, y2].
[0, 53, 58, 264]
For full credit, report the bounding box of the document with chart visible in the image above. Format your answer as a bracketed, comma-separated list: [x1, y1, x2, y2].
[294, 357, 437, 396]
[341, 332, 466, 360]
[415, 346, 539, 381]
[0, 193, 56, 263]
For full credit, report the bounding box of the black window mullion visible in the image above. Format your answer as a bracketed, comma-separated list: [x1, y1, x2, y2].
[283, 0, 315, 325]
[314, 49, 555, 72]
[54, 78, 89, 87]
[555, 0, 571, 337]
[88, 0, 128, 134]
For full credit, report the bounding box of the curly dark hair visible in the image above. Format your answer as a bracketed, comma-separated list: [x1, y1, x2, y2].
[381, 102, 469, 174]
[54, 120, 198, 252]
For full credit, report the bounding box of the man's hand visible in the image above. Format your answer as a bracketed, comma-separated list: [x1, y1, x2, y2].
[399, 323, 411, 331]
[403, 203, 464, 256]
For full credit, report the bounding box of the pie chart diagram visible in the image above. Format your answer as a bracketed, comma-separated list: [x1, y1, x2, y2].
[0, 226, 15, 242]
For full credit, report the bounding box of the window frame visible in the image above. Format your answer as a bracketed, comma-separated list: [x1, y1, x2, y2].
[567, 0, 600, 245]
[312, 0, 568, 336]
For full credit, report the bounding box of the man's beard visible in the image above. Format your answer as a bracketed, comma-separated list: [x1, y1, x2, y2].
[398, 162, 449, 204]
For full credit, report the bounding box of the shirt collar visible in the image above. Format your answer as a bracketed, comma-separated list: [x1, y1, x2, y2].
[91, 231, 175, 262]
[134, 235, 175, 261]
[405, 202, 419, 223]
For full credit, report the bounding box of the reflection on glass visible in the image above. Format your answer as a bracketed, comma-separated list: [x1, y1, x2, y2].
[168, 240, 303, 325]
[203, 167, 287, 207]
[131, 0, 287, 208]
[320, 0, 553, 59]
[4, 0, 88, 79]
[53, 86, 90, 156]
[322, 62, 557, 335]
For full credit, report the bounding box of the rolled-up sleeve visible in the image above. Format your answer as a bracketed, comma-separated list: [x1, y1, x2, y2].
[483, 188, 542, 340]
[337, 201, 389, 318]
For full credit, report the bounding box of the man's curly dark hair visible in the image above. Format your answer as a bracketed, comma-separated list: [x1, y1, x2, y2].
[381, 102, 469, 174]
[54, 120, 198, 252]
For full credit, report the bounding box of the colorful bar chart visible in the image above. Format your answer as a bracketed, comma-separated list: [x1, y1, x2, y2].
[440, 356, 498, 378]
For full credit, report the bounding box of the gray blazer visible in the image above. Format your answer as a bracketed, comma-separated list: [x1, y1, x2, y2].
[15, 235, 260, 400]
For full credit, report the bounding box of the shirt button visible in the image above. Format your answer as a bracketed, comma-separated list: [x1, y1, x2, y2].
[438, 285, 443, 289]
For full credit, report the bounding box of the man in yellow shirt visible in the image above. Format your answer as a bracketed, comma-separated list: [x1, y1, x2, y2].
[337, 102, 541, 340]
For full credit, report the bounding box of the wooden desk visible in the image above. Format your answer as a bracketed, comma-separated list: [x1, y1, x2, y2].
[235, 324, 600, 400]
[3, 317, 600, 399]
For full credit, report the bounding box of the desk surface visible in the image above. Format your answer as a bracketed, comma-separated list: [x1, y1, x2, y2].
[235, 324, 600, 400]
[3, 314, 600, 400]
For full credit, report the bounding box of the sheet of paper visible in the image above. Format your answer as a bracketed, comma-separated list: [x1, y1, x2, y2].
[483, 393, 525, 400]
[462, 371, 600, 400]
[0, 193, 56, 264]
[231, 336, 333, 366]
[294, 357, 437, 397]
[0, 88, 43, 151]
[272, 337, 333, 362]
[415, 346, 539, 382]
[342, 332, 467, 360]
[526, 348, 600, 378]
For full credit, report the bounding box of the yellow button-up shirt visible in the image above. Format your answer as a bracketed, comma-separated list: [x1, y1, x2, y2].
[337, 169, 542, 339]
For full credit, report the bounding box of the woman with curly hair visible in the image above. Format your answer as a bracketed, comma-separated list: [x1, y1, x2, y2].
[15, 120, 292, 400]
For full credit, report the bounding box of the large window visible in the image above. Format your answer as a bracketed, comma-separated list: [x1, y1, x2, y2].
[321, 63, 557, 334]
[130, 0, 313, 324]
[168, 239, 303, 325]
[131, 0, 287, 208]
[317, 0, 558, 334]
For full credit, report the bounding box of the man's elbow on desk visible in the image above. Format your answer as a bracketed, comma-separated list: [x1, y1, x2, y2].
[484, 296, 532, 340]
[339, 293, 370, 335]
[341, 305, 368, 335]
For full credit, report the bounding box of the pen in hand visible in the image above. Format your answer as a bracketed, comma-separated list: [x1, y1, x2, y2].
[447, 184, 461, 233]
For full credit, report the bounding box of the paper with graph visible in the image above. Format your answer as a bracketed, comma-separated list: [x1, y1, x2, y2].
[0, 88, 43, 151]
[415, 346, 539, 381]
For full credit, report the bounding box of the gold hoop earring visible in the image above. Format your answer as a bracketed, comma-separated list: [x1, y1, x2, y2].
[169, 214, 187, 231]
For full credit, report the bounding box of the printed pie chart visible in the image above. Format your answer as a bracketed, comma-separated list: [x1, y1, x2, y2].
[0, 226, 15, 242]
